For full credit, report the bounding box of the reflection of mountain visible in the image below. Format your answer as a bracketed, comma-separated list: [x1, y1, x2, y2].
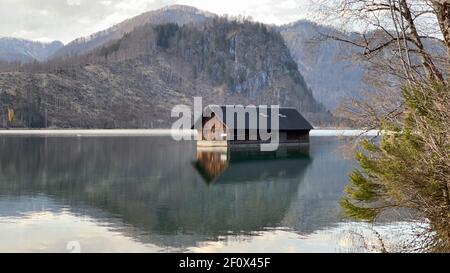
[281, 137, 361, 234]
[0, 137, 312, 248]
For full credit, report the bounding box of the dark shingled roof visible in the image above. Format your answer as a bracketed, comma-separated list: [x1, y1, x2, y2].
[192, 105, 313, 131]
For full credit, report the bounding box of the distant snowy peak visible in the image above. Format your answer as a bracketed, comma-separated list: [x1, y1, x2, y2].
[0, 38, 63, 62]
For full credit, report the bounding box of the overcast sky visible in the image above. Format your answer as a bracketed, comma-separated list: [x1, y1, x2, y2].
[0, 0, 316, 44]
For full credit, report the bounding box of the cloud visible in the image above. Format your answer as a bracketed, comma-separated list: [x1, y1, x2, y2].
[100, 0, 113, 6]
[0, 0, 313, 44]
[66, 0, 82, 6]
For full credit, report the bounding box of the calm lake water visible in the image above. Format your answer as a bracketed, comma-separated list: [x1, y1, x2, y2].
[0, 135, 416, 253]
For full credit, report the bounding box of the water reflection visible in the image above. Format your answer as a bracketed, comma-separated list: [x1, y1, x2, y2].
[0, 136, 410, 252]
[194, 146, 311, 184]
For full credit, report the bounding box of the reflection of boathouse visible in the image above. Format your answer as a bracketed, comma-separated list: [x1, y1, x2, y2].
[194, 146, 311, 184]
[192, 106, 313, 148]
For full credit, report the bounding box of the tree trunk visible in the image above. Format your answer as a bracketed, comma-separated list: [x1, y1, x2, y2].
[432, 1, 450, 78]
[399, 0, 445, 84]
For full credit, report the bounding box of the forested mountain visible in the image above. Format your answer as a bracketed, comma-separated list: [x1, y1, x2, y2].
[54, 5, 216, 58]
[0, 18, 330, 128]
[280, 21, 369, 111]
[0, 6, 373, 120]
[0, 38, 63, 63]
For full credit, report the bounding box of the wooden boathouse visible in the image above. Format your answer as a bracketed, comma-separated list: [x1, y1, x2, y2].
[192, 105, 313, 148]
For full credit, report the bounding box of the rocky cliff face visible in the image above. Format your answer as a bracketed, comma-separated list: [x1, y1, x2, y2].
[0, 19, 330, 129]
[280, 21, 369, 111]
[148, 19, 325, 113]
